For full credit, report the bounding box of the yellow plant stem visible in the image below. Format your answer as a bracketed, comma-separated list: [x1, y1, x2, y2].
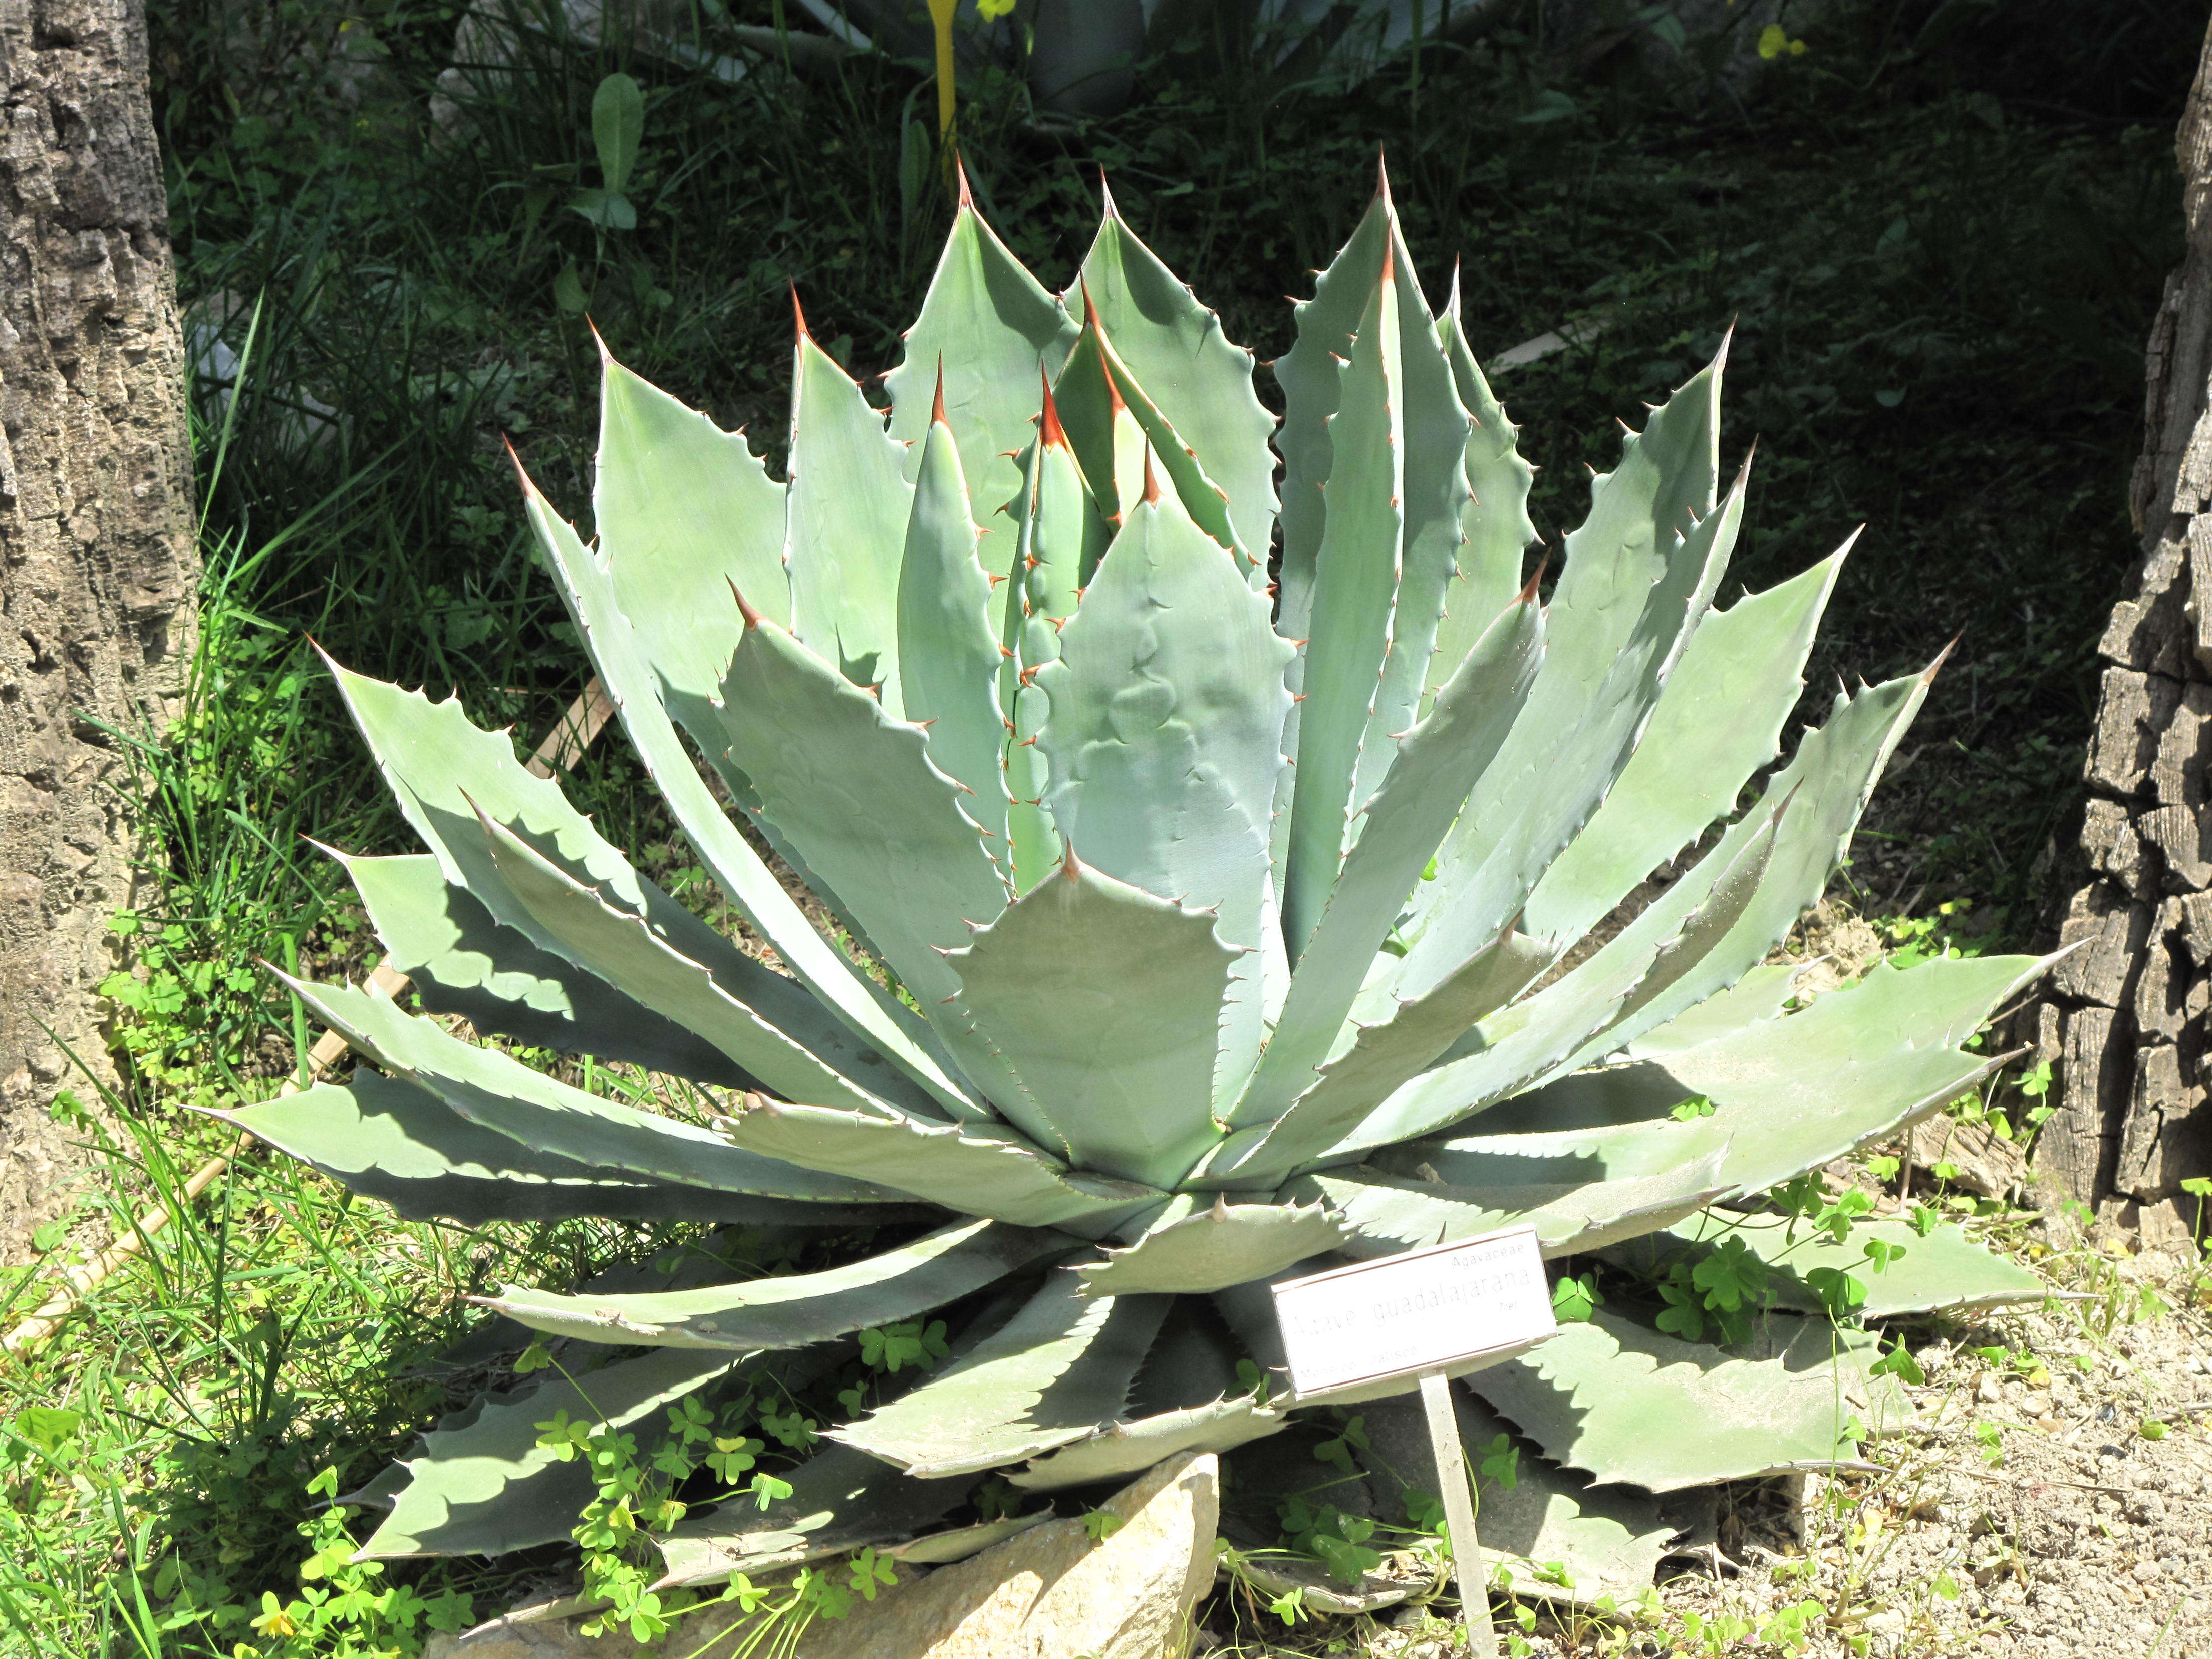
[929, 0, 958, 195]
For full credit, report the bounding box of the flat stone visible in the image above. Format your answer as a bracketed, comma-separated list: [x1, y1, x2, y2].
[784, 1450, 1219, 1659]
[427, 1451, 1219, 1659]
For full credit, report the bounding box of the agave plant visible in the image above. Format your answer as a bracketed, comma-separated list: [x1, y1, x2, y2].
[231, 166, 2049, 1600]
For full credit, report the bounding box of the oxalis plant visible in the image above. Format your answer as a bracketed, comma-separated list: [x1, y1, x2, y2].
[227, 164, 2055, 1619]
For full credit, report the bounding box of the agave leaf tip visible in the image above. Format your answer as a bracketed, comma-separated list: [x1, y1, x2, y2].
[1923, 634, 1962, 683]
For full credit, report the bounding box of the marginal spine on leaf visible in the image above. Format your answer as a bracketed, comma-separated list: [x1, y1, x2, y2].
[1039, 370, 1067, 449]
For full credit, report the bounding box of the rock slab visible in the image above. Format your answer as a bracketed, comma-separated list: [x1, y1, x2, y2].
[791, 1449, 1218, 1659]
[426, 1449, 1219, 1659]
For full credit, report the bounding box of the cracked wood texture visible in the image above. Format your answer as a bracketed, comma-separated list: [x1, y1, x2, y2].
[2040, 23, 2212, 1244]
[0, 0, 191, 1254]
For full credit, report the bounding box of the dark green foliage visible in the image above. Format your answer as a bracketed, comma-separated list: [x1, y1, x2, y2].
[144, 0, 2188, 950]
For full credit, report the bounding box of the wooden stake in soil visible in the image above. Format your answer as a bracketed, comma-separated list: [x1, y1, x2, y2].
[1420, 1369, 1500, 1658]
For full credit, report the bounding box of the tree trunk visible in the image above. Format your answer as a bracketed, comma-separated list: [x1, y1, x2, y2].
[2039, 25, 2212, 1246]
[0, 0, 193, 1254]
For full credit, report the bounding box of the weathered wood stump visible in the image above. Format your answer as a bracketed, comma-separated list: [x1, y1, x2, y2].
[0, 0, 195, 1256]
[2040, 27, 2212, 1244]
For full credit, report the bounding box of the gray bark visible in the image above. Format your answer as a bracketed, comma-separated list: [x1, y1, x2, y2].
[2039, 26, 2212, 1245]
[0, 0, 193, 1254]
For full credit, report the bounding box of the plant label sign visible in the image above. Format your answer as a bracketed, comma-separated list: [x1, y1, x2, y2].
[1271, 1226, 1555, 1659]
[1268, 1224, 1557, 1399]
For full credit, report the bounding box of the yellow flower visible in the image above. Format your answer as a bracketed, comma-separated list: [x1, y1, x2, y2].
[249, 1592, 300, 1639]
[1757, 23, 1808, 59]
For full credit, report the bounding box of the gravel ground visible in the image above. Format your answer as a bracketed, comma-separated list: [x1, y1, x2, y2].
[1203, 1226, 2212, 1658]
[1647, 1248, 2212, 1659]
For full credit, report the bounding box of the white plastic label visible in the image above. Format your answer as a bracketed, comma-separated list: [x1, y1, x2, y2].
[1269, 1224, 1557, 1398]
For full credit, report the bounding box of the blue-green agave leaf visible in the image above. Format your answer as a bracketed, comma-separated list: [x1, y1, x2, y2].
[1280, 249, 1411, 957]
[1054, 305, 1260, 577]
[355, 1346, 752, 1558]
[1422, 265, 1538, 714]
[471, 1218, 1069, 1350]
[709, 1094, 1164, 1237]
[595, 348, 792, 656]
[950, 858, 1234, 1189]
[1468, 1312, 1890, 1493]
[282, 974, 901, 1204]
[1426, 951, 2052, 1203]
[518, 461, 986, 1124]
[883, 189, 1079, 513]
[1009, 1395, 1288, 1491]
[1603, 1211, 2043, 1322]
[337, 851, 748, 1088]
[1238, 583, 1543, 1126]
[1389, 357, 1735, 1007]
[1287, 1154, 1730, 1262]
[1522, 546, 1845, 944]
[223, 1074, 914, 1228]
[1071, 182, 1277, 567]
[653, 1442, 983, 1589]
[1074, 1195, 1350, 1297]
[831, 1275, 1170, 1478]
[996, 395, 1100, 895]
[472, 807, 937, 1121]
[784, 323, 914, 711]
[1329, 800, 1779, 1160]
[1034, 486, 1292, 1109]
[898, 392, 1009, 848]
